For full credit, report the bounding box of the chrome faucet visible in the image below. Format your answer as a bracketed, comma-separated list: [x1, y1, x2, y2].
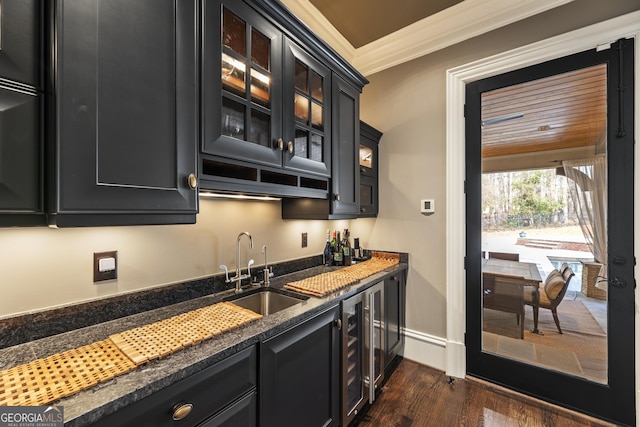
[261, 245, 274, 286]
[219, 232, 254, 293]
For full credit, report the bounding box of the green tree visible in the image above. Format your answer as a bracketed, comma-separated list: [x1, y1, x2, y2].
[512, 171, 563, 218]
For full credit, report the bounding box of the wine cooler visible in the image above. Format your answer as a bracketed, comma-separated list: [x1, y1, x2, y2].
[340, 282, 385, 426]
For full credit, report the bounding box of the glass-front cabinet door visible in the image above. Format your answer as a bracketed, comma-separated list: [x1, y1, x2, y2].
[202, 0, 283, 167]
[282, 40, 331, 177]
[203, 1, 331, 178]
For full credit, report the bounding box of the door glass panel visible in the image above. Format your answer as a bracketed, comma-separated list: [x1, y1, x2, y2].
[480, 64, 608, 384]
[345, 300, 363, 414]
[222, 8, 246, 55]
[222, 53, 246, 96]
[249, 109, 270, 147]
[360, 145, 373, 169]
[222, 97, 245, 140]
[295, 59, 308, 92]
[221, 8, 273, 147]
[309, 134, 323, 161]
[311, 71, 323, 102]
[294, 93, 309, 122]
[251, 28, 270, 71]
[250, 67, 270, 107]
[295, 128, 308, 158]
[311, 102, 323, 130]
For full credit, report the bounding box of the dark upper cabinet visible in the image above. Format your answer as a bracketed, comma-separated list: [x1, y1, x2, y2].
[359, 121, 382, 218]
[50, 0, 198, 226]
[0, 0, 44, 226]
[282, 39, 331, 177]
[202, 0, 284, 169]
[0, 0, 40, 88]
[330, 75, 360, 216]
[281, 75, 361, 219]
[0, 85, 43, 225]
[260, 305, 340, 427]
[200, 0, 364, 198]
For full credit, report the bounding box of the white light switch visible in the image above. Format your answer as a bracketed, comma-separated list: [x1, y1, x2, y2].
[98, 257, 116, 272]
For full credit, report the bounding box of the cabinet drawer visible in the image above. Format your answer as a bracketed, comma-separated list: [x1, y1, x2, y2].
[91, 346, 257, 427]
[199, 391, 256, 427]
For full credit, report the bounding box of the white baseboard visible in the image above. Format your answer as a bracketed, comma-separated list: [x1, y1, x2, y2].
[403, 328, 447, 371]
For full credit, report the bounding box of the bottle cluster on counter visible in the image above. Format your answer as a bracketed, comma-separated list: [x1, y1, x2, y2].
[323, 229, 358, 266]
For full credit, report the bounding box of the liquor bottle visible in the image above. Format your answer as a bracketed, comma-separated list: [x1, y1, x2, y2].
[342, 229, 352, 265]
[333, 230, 343, 265]
[323, 229, 332, 265]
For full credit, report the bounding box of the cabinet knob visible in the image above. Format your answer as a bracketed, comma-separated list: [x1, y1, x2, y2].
[360, 208, 366, 213]
[334, 193, 340, 201]
[335, 319, 342, 330]
[277, 138, 284, 151]
[287, 141, 294, 153]
[187, 173, 198, 190]
[172, 403, 193, 421]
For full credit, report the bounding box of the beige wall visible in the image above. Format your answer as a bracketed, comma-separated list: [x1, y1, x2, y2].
[355, 0, 640, 338]
[0, 199, 351, 318]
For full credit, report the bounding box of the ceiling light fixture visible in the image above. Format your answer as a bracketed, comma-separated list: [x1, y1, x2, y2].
[481, 113, 525, 126]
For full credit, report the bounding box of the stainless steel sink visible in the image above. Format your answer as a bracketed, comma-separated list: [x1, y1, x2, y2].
[229, 290, 305, 316]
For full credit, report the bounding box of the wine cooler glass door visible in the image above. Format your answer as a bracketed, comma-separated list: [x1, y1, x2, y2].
[342, 293, 366, 426]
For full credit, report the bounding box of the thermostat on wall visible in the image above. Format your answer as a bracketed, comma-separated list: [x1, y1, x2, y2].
[421, 199, 435, 214]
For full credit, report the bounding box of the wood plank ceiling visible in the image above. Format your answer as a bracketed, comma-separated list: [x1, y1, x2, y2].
[481, 64, 607, 173]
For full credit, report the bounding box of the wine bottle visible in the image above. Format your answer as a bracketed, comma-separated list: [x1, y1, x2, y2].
[342, 229, 352, 265]
[333, 230, 343, 265]
[323, 229, 332, 265]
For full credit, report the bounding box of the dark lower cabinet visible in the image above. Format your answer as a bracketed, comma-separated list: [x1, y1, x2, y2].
[260, 305, 341, 427]
[90, 346, 257, 427]
[50, 0, 198, 226]
[384, 271, 406, 370]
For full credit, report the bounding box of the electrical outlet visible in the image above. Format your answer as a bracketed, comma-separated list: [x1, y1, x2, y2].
[301, 232, 308, 248]
[94, 251, 118, 282]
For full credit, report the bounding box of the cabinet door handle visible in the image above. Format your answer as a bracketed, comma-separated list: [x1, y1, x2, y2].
[187, 173, 197, 190]
[335, 319, 342, 330]
[287, 141, 294, 153]
[172, 402, 193, 421]
[277, 138, 284, 151]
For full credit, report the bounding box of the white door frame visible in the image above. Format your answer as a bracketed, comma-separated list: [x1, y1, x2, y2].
[445, 7, 640, 415]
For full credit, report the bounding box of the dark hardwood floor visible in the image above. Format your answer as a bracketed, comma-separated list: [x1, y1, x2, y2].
[355, 359, 618, 427]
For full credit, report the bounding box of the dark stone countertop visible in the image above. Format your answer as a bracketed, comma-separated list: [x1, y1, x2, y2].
[0, 261, 408, 426]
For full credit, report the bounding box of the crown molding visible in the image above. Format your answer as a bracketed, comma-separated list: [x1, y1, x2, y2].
[280, 0, 356, 63]
[283, 0, 574, 77]
[353, 0, 574, 75]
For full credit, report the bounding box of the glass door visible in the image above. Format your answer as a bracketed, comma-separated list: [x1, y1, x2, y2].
[202, 0, 283, 167]
[341, 292, 365, 427]
[366, 281, 385, 402]
[465, 39, 635, 426]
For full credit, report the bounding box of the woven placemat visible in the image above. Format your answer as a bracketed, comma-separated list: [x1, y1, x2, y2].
[0, 339, 136, 407]
[284, 252, 400, 297]
[0, 302, 262, 407]
[110, 302, 262, 364]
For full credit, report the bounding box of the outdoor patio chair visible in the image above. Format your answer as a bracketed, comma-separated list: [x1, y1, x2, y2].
[525, 267, 575, 334]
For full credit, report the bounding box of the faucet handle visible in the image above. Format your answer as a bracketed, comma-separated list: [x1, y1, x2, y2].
[247, 259, 255, 277]
[219, 264, 230, 283]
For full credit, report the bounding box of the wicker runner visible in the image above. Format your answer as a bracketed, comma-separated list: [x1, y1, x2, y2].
[0, 301, 261, 407]
[284, 252, 400, 297]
